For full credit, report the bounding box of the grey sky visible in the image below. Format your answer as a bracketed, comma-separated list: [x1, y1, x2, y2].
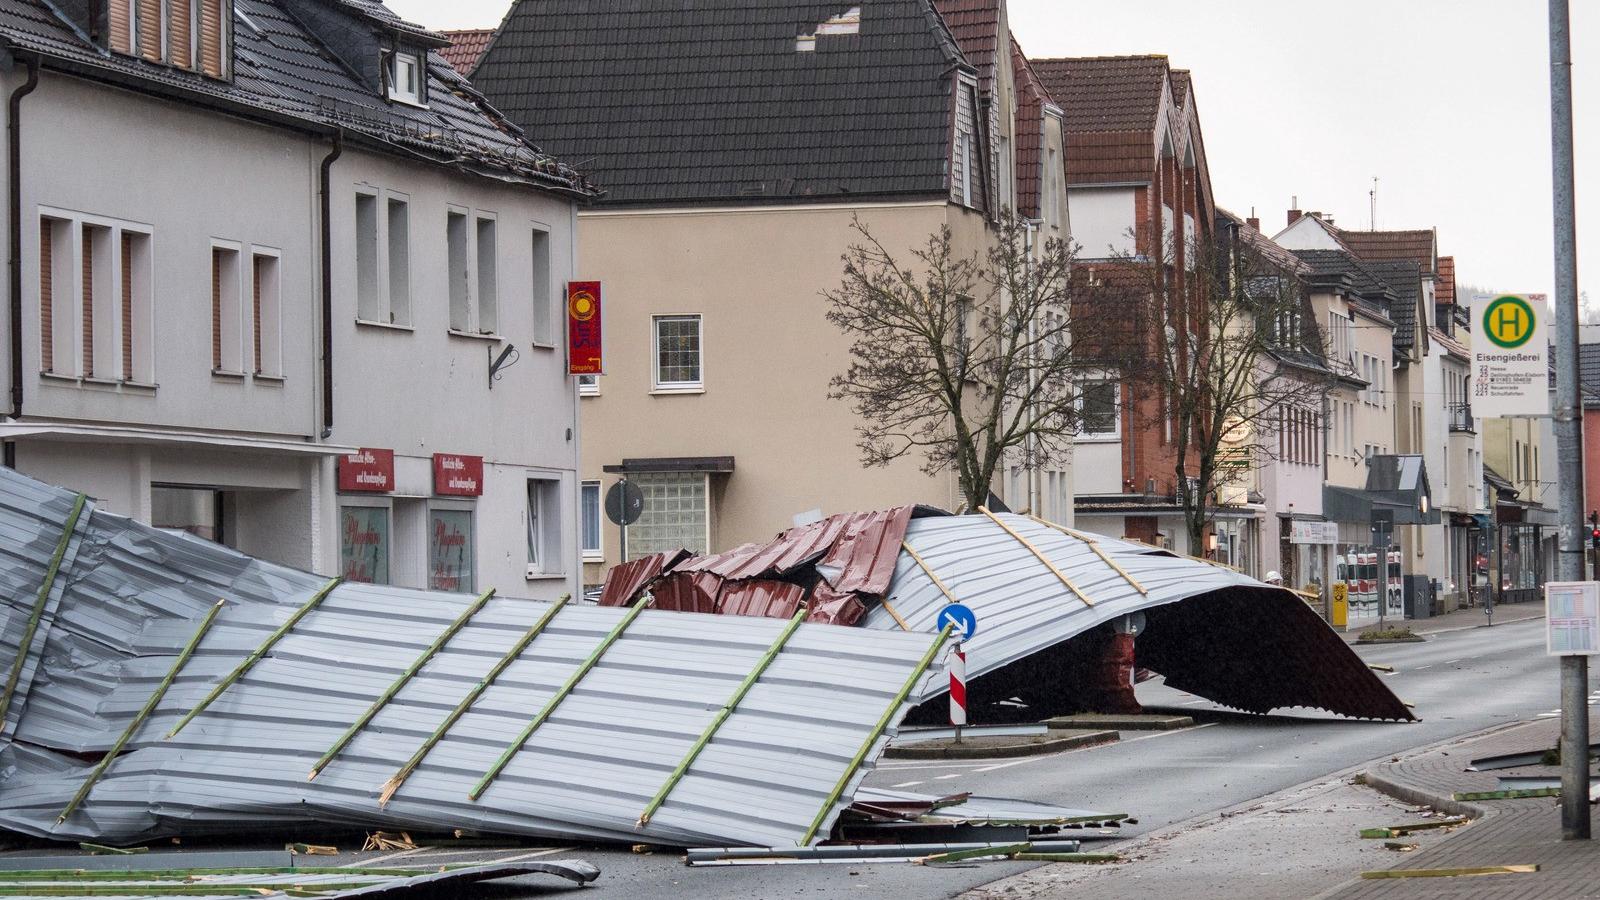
[391, 0, 1594, 300]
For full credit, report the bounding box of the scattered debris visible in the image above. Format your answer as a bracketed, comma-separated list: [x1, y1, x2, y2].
[1383, 841, 1419, 852]
[1468, 742, 1598, 771]
[686, 839, 1088, 867]
[1453, 788, 1560, 801]
[1360, 864, 1538, 879]
[1013, 852, 1121, 863]
[78, 844, 147, 856]
[1358, 817, 1469, 839]
[0, 860, 601, 896]
[916, 841, 1032, 865]
[1367, 663, 1395, 672]
[362, 832, 418, 852]
[286, 843, 338, 856]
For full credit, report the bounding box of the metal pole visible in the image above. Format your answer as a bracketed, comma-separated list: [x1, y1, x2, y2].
[1549, 0, 1589, 841]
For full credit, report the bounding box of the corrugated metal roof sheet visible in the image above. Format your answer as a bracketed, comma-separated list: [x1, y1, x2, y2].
[0, 467, 948, 848]
[865, 514, 1413, 721]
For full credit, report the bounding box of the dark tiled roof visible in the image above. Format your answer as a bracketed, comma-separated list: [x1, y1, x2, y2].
[1290, 249, 1397, 326]
[472, 0, 965, 206]
[0, 0, 593, 194]
[1012, 36, 1046, 218]
[1337, 228, 1436, 275]
[442, 28, 495, 76]
[1580, 343, 1600, 396]
[1362, 259, 1422, 353]
[934, 0, 998, 92]
[1170, 69, 1189, 107]
[1032, 55, 1167, 185]
[1219, 208, 1308, 275]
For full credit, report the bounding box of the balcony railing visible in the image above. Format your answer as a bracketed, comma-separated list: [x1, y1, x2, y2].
[1448, 402, 1475, 434]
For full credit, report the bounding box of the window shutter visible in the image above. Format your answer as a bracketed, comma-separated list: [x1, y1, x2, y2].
[121, 233, 134, 381]
[169, 0, 192, 69]
[211, 247, 222, 370]
[137, 0, 162, 62]
[198, 0, 223, 77]
[252, 255, 262, 374]
[81, 225, 93, 377]
[109, 0, 132, 54]
[39, 220, 52, 373]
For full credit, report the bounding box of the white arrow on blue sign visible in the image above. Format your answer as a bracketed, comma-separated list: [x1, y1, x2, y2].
[937, 603, 978, 640]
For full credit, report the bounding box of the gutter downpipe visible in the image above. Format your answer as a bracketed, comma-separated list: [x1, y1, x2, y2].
[6, 53, 38, 468]
[318, 130, 342, 439]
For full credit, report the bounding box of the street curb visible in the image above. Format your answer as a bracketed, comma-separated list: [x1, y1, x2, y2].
[885, 729, 1119, 760]
[1044, 714, 1194, 731]
[1355, 636, 1427, 644]
[1359, 770, 1486, 821]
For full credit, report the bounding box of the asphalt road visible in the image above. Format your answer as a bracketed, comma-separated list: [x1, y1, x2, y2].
[25, 616, 1564, 900]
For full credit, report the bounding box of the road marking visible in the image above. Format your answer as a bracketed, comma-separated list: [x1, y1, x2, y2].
[342, 847, 433, 867]
[891, 780, 923, 788]
[936, 772, 963, 780]
[1415, 665, 1432, 670]
[967, 722, 1221, 773]
[1443, 659, 1460, 665]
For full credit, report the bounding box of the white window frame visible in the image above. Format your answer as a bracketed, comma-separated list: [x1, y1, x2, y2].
[580, 480, 603, 561]
[250, 245, 283, 379]
[388, 51, 424, 106]
[36, 208, 157, 387]
[526, 474, 565, 578]
[652, 313, 704, 392]
[1077, 376, 1121, 441]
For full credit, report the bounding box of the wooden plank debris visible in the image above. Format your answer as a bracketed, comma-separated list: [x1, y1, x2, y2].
[1028, 514, 1148, 595]
[1360, 864, 1537, 879]
[166, 578, 341, 739]
[977, 508, 1093, 607]
[57, 600, 226, 825]
[308, 588, 497, 781]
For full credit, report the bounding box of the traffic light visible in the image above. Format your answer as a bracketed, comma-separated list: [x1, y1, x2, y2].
[1590, 511, 1599, 549]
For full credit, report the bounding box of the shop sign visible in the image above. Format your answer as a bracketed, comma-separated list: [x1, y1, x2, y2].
[1289, 521, 1339, 545]
[432, 453, 484, 496]
[338, 448, 394, 493]
[1472, 294, 1548, 418]
[567, 281, 603, 375]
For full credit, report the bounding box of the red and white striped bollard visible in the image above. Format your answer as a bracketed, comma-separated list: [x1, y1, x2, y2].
[949, 641, 967, 742]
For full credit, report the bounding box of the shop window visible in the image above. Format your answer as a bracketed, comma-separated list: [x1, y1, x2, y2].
[626, 472, 708, 560]
[526, 477, 563, 575]
[581, 481, 602, 560]
[340, 505, 390, 584]
[428, 506, 475, 592]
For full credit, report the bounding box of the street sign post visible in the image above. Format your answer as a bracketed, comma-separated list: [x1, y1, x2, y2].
[938, 604, 978, 741]
[1371, 509, 1394, 627]
[604, 478, 645, 566]
[1472, 294, 1550, 418]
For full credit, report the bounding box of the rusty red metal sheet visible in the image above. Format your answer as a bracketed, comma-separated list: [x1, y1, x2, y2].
[718, 580, 805, 619]
[806, 583, 869, 626]
[650, 571, 723, 613]
[816, 506, 913, 596]
[598, 549, 690, 606]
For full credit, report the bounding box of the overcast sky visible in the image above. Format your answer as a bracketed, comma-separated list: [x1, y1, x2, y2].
[390, 0, 1594, 301]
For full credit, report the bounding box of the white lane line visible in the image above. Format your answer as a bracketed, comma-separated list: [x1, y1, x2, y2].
[1415, 665, 1432, 670]
[936, 772, 963, 780]
[891, 780, 924, 788]
[1443, 659, 1460, 665]
[341, 847, 435, 867]
[1538, 712, 1560, 718]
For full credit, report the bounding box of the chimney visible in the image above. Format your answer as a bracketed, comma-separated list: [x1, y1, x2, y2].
[1287, 208, 1302, 227]
[1246, 215, 1260, 231]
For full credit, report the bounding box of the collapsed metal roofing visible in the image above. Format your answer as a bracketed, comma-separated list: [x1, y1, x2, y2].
[604, 507, 1413, 722]
[0, 467, 953, 847]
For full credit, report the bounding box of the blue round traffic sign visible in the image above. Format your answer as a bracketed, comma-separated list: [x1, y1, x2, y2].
[937, 603, 978, 640]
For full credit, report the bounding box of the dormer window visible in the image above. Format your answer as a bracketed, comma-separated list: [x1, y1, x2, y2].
[388, 51, 424, 106]
[108, 0, 231, 80]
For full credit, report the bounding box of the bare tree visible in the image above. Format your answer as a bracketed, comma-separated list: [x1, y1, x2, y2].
[1111, 223, 1335, 555]
[825, 213, 1125, 512]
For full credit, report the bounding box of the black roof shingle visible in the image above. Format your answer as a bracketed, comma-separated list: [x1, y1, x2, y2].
[471, 0, 967, 206]
[0, 0, 594, 195]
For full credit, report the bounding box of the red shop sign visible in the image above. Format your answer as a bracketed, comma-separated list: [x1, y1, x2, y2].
[433, 453, 484, 496]
[338, 447, 394, 493]
[567, 280, 603, 375]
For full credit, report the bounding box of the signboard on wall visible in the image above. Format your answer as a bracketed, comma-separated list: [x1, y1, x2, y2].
[1289, 521, 1339, 545]
[432, 453, 484, 496]
[567, 281, 603, 375]
[1547, 581, 1600, 656]
[1473, 294, 1549, 418]
[337, 448, 394, 493]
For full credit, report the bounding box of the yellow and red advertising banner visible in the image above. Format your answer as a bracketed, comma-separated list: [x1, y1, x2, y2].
[567, 281, 603, 375]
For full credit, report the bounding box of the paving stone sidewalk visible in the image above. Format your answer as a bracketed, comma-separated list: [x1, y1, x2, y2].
[1340, 602, 1543, 643]
[1327, 715, 1600, 899]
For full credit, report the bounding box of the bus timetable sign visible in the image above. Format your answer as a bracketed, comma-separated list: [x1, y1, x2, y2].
[1473, 294, 1548, 418]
